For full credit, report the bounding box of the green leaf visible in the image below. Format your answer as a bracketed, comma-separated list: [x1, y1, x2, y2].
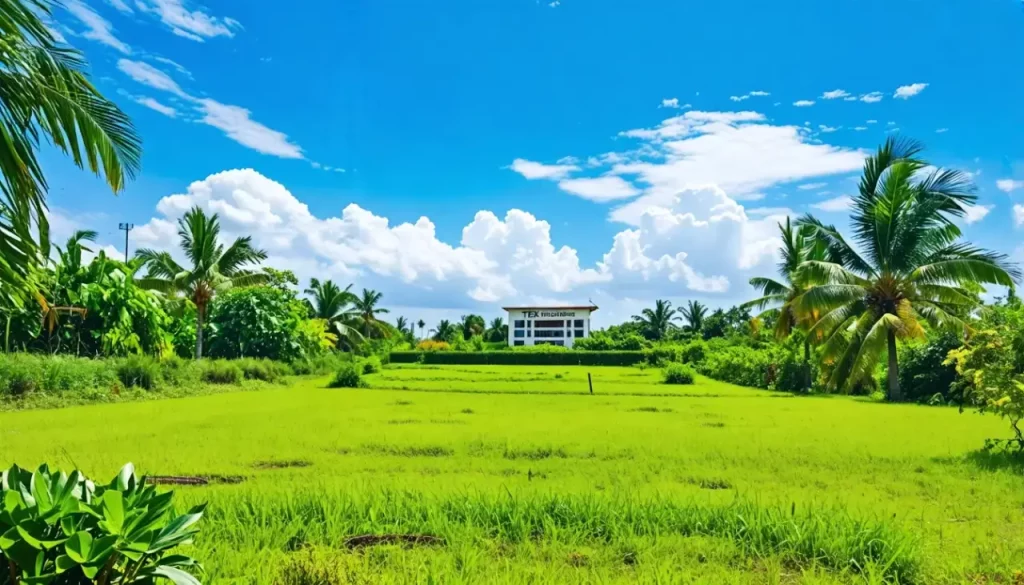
[89, 534, 118, 563]
[115, 463, 135, 491]
[55, 554, 78, 574]
[5, 489, 24, 512]
[16, 521, 45, 549]
[101, 490, 125, 534]
[0, 526, 19, 552]
[150, 565, 202, 585]
[65, 531, 92, 563]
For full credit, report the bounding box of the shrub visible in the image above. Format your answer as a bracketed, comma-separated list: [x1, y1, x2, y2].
[0, 354, 119, 398]
[678, 339, 709, 365]
[362, 355, 382, 374]
[199, 359, 244, 385]
[663, 363, 696, 385]
[897, 333, 961, 404]
[237, 357, 291, 382]
[0, 462, 205, 585]
[329, 363, 364, 388]
[116, 355, 160, 390]
[290, 352, 350, 375]
[416, 340, 451, 352]
[158, 355, 200, 386]
[389, 351, 646, 366]
[207, 286, 308, 362]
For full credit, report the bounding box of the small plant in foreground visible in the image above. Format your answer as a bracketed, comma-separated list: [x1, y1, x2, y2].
[663, 363, 696, 385]
[361, 355, 382, 375]
[329, 364, 364, 388]
[117, 355, 160, 390]
[0, 462, 205, 584]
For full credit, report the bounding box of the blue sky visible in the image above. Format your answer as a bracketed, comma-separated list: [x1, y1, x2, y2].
[45, 0, 1024, 325]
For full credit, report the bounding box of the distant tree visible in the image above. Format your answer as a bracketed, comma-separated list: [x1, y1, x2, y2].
[136, 207, 267, 358]
[458, 314, 485, 339]
[264, 268, 299, 291]
[631, 299, 679, 341]
[395, 316, 409, 336]
[487, 317, 508, 342]
[679, 301, 708, 334]
[304, 278, 361, 347]
[417, 319, 426, 339]
[352, 288, 390, 338]
[433, 319, 457, 342]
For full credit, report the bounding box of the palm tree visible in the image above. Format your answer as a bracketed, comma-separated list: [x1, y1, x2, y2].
[304, 278, 361, 346]
[631, 299, 680, 340]
[433, 319, 456, 342]
[458, 314, 485, 339]
[136, 206, 268, 358]
[417, 319, 426, 339]
[679, 301, 708, 334]
[352, 288, 389, 338]
[741, 217, 825, 390]
[795, 137, 1019, 400]
[1, 0, 141, 306]
[395, 316, 410, 335]
[487, 317, 508, 342]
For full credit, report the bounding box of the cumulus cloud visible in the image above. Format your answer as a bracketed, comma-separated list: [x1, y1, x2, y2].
[64, 0, 130, 53]
[997, 179, 1024, 193]
[894, 83, 928, 99]
[821, 89, 849, 100]
[811, 196, 853, 212]
[793, 100, 815, 107]
[962, 204, 992, 225]
[860, 92, 883, 103]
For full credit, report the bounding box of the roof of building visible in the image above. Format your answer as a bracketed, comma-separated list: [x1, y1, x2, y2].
[502, 305, 599, 312]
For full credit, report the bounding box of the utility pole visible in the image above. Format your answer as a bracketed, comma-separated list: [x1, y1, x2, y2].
[118, 223, 134, 263]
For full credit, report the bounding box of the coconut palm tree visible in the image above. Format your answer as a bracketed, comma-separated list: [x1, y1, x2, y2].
[1, 0, 141, 306]
[679, 300, 708, 334]
[352, 288, 389, 338]
[631, 299, 680, 340]
[741, 217, 826, 390]
[794, 137, 1019, 400]
[487, 317, 508, 342]
[458, 314, 485, 339]
[136, 207, 268, 358]
[304, 278, 361, 346]
[395, 316, 411, 335]
[417, 319, 426, 339]
[433, 319, 456, 342]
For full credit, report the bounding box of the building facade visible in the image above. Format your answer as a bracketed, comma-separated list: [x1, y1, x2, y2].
[503, 305, 598, 348]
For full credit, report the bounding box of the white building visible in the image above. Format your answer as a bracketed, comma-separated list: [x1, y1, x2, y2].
[504, 305, 598, 348]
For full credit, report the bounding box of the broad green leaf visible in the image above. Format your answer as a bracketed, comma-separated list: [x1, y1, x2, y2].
[4, 489, 24, 512]
[55, 554, 78, 574]
[116, 463, 135, 491]
[65, 531, 92, 563]
[16, 521, 45, 549]
[150, 565, 202, 585]
[101, 490, 125, 534]
[0, 526, 19, 552]
[21, 574, 56, 585]
[89, 534, 118, 563]
[82, 562, 102, 579]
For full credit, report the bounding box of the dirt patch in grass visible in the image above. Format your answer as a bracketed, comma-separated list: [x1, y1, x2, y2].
[254, 460, 313, 469]
[343, 534, 445, 549]
[146, 474, 245, 486]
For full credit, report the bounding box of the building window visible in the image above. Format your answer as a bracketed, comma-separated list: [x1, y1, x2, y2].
[514, 340, 524, 346]
[514, 320, 525, 328]
[534, 330, 563, 338]
[574, 329, 585, 338]
[536, 340, 565, 347]
[514, 329, 525, 338]
[534, 320, 563, 328]
[574, 319, 584, 328]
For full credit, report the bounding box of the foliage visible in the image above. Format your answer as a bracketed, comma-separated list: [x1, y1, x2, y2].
[457, 314, 485, 340]
[328, 363, 364, 388]
[351, 289, 389, 339]
[700, 306, 752, 340]
[0, 462, 204, 585]
[485, 317, 507, 343]
[415, 340, 451, 352]
[897, 333, 962, 404]
[197, 360, 242, 385]
[361, 355, 382, 375]
[697, 343, 810, 393]
[663, 362, 696, 385]
[287, 353, 350, 377]
[795, 137, 1018, 400]
[431, 320, 458, 343]
[235, 358, 291, 383]
[573, 332, 647, 351]
[116, 355, 160, 390]
[679, 301, 708, 334]
[206, 286, 307, 362]
[302, 279, 361, 349]
[945, 301, 1024, 450]
[0, 0, 141, 310]
[390, 351, 646, 366]
[136, 207, 268, 359]
[631, 300, 680, 341]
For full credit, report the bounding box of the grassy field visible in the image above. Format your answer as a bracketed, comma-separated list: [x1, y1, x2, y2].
[0, 364, 1020, 584]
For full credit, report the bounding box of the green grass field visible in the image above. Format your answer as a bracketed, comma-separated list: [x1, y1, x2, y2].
[0, 365, 1020, 584]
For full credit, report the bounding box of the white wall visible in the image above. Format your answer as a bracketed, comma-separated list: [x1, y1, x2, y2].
[506, 308, 593, 348]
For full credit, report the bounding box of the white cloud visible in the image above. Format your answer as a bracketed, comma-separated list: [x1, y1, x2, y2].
[811, 195, 853, 212]
[196, 99, 304, 159]
[730, 95, 749, 102]
[996, 179, 1024, 193]
[887, 121, 897, 126]
[153, 56, 192, 78]
[731, 90, 770, 102]
[963, 204, 992, 225]
[106, 0, 133, 12]
[749, 90, 770, 97]
[818, 125, 838, 133]
[860, 92, 883, 103]
[135, 96, 177, 117]
[843, 96, 858, 102]
[64, 0, 130, 53]
[797, 182, 827, 190]
[853, 126, 867, 131]
[136, 0, 241, 41]
[510, 158, 579, 180]
[866, 119, 878, 124]
[556, 176, 640, 202]
[935, 128, 949, 134]
[118, 59, 189, 98]
[894, 83, 928, 99]
[821, 89, 850, 100]
[1015, 205, 1024, 227]
[793, 100, 815, 107]
[661, 98, 679, 108]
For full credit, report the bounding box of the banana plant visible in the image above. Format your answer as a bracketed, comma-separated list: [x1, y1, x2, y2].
[0, 463, 204, 585]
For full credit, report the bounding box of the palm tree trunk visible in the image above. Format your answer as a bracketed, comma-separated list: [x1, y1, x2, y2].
[802, 339, 811, 393]
[886, 330, 901, 402]
[195, 304, 205, 360]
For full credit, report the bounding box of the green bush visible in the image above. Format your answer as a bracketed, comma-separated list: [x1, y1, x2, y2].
[290, 352, 350, 375]
[158, 355, 200, 386]
[328, 363, 364, 388]
[574, 332, 647, 351]
[361, 355, 382, 374]
[389, 351, 646, 366]
[0, 354, 119, 398]
[199, 360, 244, 385]
[207, 286, 309, 362]
[663, 362, 697, 385]
[236, 357, 291, 382]
[897, 333, 962, 404]
[0, 462, 205, 585]
[678, 339, 709, 365]
[116, 355, 160, 390]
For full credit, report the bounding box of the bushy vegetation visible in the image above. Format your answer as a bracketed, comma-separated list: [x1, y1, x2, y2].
[662, 362, 696, 385]
[390, 350, 646, 366]
[328, 363, 364, 388]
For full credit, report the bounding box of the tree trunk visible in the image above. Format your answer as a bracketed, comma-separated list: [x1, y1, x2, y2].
[802, 339, 811, 393]
[886, 329, 901, 402]
[195, 304, 205, 360]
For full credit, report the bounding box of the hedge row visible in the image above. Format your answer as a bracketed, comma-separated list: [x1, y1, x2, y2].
[389, 351, 647, 366]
